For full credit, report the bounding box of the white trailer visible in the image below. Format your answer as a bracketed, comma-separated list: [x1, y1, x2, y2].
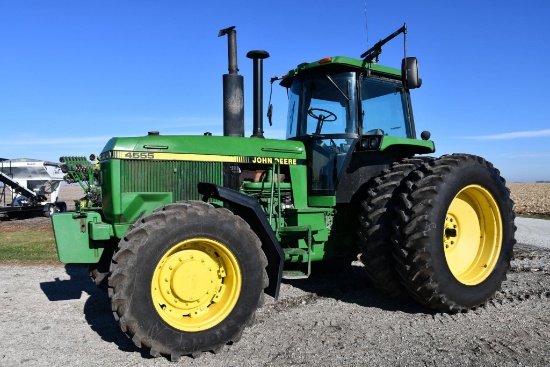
[0, 158, 67, 218]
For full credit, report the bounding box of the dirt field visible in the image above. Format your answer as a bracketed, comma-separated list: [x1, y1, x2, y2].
[508, 183, 550, 216]
[56, 184, 85, 211]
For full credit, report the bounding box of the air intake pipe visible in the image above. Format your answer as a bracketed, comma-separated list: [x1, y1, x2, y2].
[247, 50, 270, 138]
[218, 26, 244, 137]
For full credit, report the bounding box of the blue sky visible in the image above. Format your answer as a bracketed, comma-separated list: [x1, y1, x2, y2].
[1, 0, 549, 182]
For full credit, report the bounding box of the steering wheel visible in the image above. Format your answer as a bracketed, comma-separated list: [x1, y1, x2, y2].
[308, 108, 337, 135]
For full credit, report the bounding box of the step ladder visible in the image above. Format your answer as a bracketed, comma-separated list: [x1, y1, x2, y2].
[278, 225, 312, 279]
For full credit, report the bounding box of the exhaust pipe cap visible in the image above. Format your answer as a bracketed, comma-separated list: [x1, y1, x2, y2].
[246, 50, 270, 60]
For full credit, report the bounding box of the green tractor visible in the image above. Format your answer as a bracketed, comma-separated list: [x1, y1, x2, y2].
[52, 25, 515, 360]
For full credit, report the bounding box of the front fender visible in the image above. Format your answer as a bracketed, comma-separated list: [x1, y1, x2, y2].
[198, 182, 284, 300]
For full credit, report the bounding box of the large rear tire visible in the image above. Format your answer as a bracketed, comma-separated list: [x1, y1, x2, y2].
[393, 154, 516, 311]
[358, 157, 432, 298]
[109, 201, 268, 360]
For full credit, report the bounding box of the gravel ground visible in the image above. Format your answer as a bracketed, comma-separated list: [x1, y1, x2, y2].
[0, 219, 549, 366]
[1, 186, 549, 366]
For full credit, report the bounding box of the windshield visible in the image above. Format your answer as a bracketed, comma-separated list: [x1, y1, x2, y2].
[287, 72, 357, 139]
[284, 71, 412, 196]
[360, 76, 412, 138]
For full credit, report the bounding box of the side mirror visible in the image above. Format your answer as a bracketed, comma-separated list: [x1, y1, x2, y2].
[401, 57, 422, 89]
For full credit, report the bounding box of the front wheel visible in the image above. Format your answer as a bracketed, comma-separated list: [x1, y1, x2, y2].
[393, 154, 516, 312]
[109, 201, 268, 360]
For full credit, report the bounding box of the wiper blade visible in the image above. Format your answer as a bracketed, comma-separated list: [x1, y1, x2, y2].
[325, 75, 350, 101]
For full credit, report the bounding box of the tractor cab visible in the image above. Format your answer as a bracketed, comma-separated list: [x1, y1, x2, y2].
[281, 57, 419, 197]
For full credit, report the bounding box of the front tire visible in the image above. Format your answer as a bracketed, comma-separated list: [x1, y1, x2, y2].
[393, 154, 516, 311]
[88, 245, 115, 291]
[109, 201, 268, 360]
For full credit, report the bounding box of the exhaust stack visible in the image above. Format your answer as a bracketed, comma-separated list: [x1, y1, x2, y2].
[218, 26, 244, 137]
[246, 50, 270, 138]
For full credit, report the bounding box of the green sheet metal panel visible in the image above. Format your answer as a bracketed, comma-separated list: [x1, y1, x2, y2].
[51, 212, 105, 263]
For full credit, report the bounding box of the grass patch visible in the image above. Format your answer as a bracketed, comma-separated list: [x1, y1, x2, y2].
[0, 228, 58, 261]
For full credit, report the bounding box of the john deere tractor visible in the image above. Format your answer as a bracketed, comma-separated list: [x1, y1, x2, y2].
[52, 25, 516, 360]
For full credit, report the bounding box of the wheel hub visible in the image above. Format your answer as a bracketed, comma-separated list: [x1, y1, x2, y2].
[172, 259, 213, 302]
[151, 238, 241, 331]
[444, 215, 459, 249]
[165, 249, 222, 306]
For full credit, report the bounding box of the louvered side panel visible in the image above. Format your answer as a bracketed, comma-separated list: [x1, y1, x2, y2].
[120, 160, 223, 201]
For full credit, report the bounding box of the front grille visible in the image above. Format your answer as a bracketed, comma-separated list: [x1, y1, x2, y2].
[120, 160, 223, 201]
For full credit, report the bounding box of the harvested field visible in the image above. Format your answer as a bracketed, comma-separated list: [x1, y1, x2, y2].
[508, 183, 550, 217]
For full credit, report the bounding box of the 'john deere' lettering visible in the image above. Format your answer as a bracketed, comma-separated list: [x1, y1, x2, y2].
[250, 157, 297, 165]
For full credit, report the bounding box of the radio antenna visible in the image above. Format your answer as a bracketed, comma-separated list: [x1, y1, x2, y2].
[364, 0, 369, 48]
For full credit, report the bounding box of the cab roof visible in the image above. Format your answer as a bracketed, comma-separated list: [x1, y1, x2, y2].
[280, 56, 401, 88]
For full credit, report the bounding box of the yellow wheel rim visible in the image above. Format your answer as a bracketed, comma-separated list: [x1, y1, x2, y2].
[443, 185, 503, 285]
[151, 238, 241, 332]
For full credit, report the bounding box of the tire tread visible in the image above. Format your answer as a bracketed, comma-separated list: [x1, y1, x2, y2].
[108, 201, 268, 359]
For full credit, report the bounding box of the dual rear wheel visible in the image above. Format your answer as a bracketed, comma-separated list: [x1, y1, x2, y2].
[359, 154, 516, 311]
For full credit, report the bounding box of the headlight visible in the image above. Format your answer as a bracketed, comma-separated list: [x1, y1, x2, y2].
[369, 137, 380, 149]
[359, 136, 382, 151]
[100, 151, 112, 161]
